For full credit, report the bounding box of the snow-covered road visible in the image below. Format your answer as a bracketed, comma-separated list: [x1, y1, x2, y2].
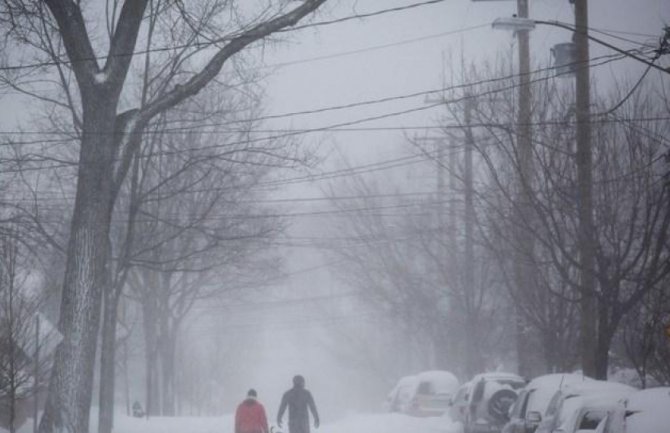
[114, 412, 461, 433]
[5, 411, 462, 433]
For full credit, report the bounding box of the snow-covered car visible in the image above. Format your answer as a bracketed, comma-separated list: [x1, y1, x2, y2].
[386, 370, 459, 417]
[549, 392, 624, 433]
[534, 380, 635, 433]
[502, 373, 594, 433]
[386, 375, 419, 413]
[608, 387, 670, 433]
[450, 372, 526, 433]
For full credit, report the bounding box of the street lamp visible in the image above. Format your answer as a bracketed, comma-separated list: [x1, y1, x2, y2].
[492, 16, 670, 75]
[493, 17, 578, 76]
[491, 17, 536, 32]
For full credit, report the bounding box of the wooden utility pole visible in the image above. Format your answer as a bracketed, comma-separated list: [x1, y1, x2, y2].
[514, 0, 536, 378]
[574, 0, 597, 378]
[33, 315, 40, 433]
[463, 95, 481, 375]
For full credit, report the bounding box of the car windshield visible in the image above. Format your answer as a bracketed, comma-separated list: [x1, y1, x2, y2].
[498, 379, 525, 390]
[417, 381, 434, 395]
[578, 410, 608, 430]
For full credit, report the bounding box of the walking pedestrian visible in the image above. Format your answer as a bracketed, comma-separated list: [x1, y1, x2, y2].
[235, 389, 270, 433]
[277, 375, 320, 433]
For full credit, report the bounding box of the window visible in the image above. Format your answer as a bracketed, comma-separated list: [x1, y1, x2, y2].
[509, 390, 528, 418]
[472, 381, 485, 403]
[545, 392, 562, 417]
[417, 381, 434, 396]
[454, 387, 469, 404]
[578, 410, 608, 430]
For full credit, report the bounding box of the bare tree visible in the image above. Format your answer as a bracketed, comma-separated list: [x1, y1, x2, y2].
[323, 156, 513, 378]
[112, 94, 287, 417]
[0, 1, 327, 431]
[0, 228, 57, 433]
[464, 66, 670, 378]
[620, 283, 670, 387]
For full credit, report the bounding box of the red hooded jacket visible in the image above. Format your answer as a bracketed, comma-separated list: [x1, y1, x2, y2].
[235, 398, 269, 433]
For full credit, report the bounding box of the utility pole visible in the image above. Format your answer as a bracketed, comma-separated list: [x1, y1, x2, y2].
[463, 95, 481, 376]
[514, 0, 537, 378]
[516, 0, 532, 193]
[33, 314, 40, 433]
[574, 0, 597, 378]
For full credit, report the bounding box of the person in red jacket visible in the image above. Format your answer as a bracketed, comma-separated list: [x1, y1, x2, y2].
[235, 389, 270, 433]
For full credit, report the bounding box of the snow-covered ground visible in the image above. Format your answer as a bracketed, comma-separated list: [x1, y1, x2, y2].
[5, 412, 462, 433]
[115, 412, 461, 433]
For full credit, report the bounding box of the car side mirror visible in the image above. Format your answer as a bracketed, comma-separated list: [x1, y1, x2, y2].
[526, 411, 542, 424]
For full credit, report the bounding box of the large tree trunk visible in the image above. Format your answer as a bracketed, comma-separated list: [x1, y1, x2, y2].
[39, 101, 117, 433]
[98, 288, 120, 433]
[594, 305, 618, 380]
[464, 314, 484, 376]
[160, 332, 177, 416]
[143, 298, 161, 417]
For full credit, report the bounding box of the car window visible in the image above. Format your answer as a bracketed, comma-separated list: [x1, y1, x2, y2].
[578, 410, 608, 430]
[472, 380, 485, 403]
[417, 381, 434, 395]
[509, 390, 526, 418]
[511, 390, 531, 418]
[545, 391, 562, 417]
[398, 385, 414, 402]
[498, 379, 526, 390]
[454, 387, 468, 404]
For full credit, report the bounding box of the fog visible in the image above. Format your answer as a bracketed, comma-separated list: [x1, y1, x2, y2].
[0, 1, 669, 433]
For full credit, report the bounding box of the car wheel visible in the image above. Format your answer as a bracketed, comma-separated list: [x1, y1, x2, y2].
[487, 389, 518, 424]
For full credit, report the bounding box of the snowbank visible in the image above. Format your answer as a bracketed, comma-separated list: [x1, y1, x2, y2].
[0, 411, 462, 433]
[320, 412, 461, 433]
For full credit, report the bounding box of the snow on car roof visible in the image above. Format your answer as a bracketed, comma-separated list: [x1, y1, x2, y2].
[416, 370, 458, 383]
[416, 370, 459, 393]
[417, 370, 456, 379]
[391, 375, 418, 390]
[471, 372, 525, 383]
[560, 379, 635, 398]
[526, 373, 592, 390]
[397, 375, 418, 384]
[524, 373, 594, 415]
[624, 387, 670, 433]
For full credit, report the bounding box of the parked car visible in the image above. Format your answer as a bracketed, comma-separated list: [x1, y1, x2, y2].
[503, 373, 594, 433]
[385, 375, 418, 413]
[608, 387, 670, 433]
[386, 370, 459, 417]
[534, 380, 635, 433]
[549, 392, 625, 433]
[450, 372, 526, 433]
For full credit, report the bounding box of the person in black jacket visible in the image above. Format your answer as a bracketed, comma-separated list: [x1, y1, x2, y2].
[277, 375, 320, 433]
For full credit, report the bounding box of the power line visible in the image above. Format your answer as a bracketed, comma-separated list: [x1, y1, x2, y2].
[1, 115, 668, 184]
[2, 188, 441, 205]
[267, 23, 489, 69]
[0, 48, 650, 143]
[0, 23, 489, 100]
[0, 0, 449, 73]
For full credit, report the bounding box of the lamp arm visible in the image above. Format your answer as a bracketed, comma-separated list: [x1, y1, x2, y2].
[536, 20, 668, 75]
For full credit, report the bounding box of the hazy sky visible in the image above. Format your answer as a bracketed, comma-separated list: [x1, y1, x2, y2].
[235, 0, 669, 417]
[1, 0, 668, 419]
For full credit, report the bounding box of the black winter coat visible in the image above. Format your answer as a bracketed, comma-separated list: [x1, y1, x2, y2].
[277, 387, 319, 433]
